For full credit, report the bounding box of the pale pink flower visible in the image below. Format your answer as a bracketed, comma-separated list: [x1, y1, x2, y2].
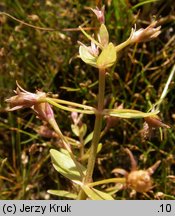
[6, 82, 46, 111]
[130, 21, 161, 43]
[6, 82, 55, 123]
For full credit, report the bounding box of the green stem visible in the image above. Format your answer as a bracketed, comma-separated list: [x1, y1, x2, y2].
[78, 68, 106, 199]
[153, 64, 175, 111]
[115, 29, 133, 52]
[85, 68, 105, 182]
[87, 178, 126, 187]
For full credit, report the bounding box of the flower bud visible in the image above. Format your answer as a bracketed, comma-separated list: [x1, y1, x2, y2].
[33, 102, 55, 122]
[91, 6, 105, 24]
[144, 115, 170, 129]
[141, 115, 170, 140]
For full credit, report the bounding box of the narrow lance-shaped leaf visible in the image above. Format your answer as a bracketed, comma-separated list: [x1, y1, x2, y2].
[98, 24, 109, 47]
[103, 108, 159, 118]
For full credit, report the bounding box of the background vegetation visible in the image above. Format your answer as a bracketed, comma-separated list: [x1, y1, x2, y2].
[0, 0, 175, 199]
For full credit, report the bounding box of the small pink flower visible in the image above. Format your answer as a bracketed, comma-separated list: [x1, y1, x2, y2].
[91, 6, 105, 24]
[130, 21, 161, 43]
[78, 40, 99, 57]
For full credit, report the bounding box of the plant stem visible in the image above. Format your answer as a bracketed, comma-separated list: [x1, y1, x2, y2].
[87, 178, 126, 187]
[78, 68, 106, 199]
[84, 68, 106, 183]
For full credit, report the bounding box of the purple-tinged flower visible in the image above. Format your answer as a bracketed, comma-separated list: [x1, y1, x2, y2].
[6, 82, 55, 123]
[91, 6, 105, 24]
[5, 82, 46, 111]
[130, 21, 161, 43]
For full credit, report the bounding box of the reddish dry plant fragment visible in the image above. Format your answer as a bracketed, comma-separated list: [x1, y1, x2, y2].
[141, 115, 170, 140]
[144, 116, 170, 129]
[36, 125, 58, 138]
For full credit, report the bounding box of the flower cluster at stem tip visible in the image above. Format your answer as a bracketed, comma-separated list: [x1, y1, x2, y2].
[79, 6, 161, 70]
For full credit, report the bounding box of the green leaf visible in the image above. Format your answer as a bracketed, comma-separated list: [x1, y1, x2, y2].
[79, 123, 87, 138]
[71, 123, 87, 138]
[71, 124, 80, 137]
[131, 0, 158, 11]
[50, 149, 86, 181]
[47, 190, 77, 199]
[84, 131, 93, 145]
[79, 45, 97, 67]
[60, 86, 80, 92]
[65, 137, 80, 147]
[81, 185, 114, 200]
[97, 43, 117, 69]
[97, 143, 102, 153]
[103, 108, 159, 118]
[99, 24, 109, 47]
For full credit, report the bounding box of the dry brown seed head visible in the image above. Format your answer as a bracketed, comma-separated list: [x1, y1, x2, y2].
[126, 170, 153, 193]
